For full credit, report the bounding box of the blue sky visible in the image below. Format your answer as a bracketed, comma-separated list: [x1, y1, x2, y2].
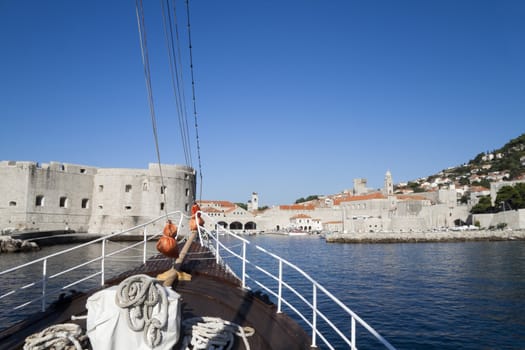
[1, 1, 524, 206]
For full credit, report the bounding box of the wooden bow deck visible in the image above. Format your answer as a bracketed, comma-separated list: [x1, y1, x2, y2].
[0, 241, 313, 350]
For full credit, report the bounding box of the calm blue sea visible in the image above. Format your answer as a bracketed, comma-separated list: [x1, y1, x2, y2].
[242, 235, 525, 350]
[1, 236, 524, 349]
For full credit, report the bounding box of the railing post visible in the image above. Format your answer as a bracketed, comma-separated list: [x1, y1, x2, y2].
[351, 316, 357, 350]
[277, 259, 283, 313]
[41, 259, 47, 312]
[143, 226, 148, 264]
[216, 226, 220, 265]
[241, 241, 246, 289]
[101, 239, 106, 286]
[312, 284, 318, 348]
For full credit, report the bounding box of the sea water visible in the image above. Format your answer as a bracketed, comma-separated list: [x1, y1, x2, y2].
[244, 235, 525, 350]
[1, 236, 524, 349]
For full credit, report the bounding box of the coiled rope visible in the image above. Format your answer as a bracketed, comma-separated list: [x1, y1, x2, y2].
[23, 323, 88, 350]
[180, 316, 255, 350]
[115, 274, 168, 348]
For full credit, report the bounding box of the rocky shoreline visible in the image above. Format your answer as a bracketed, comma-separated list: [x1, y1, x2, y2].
[0, 236, 39, 253]
[324, 229, 525, 243]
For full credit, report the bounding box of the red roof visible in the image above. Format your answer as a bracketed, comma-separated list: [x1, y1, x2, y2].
[198, 200, 236, 208]
[334, 192, 385, 204]
[290, 214, 312, 219]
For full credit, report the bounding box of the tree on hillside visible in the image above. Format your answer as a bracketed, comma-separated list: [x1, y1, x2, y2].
[295, 195, 319, 204]
[236, 203, 248, 210]
[472, 178, 491, 189]
[495, 184, 525, 211]
[471, 196, 494, 214]
[470, 152, 486, 164]
[407, 181, 424, 193]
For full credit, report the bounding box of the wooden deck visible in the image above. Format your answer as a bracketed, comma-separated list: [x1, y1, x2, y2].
[0, 242, 314, 350]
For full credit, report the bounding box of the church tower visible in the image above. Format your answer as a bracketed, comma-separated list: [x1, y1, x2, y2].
[383, 170, 394, 196]
[248, 192, 259, 211]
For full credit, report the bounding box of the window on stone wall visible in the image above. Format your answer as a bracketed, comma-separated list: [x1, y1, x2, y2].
[81, 198, 89, 209]
[160, 202, 165, 210]
[143, 182, 149, 191]
[125, 205, 132, 210]
[35, 195, 44, 207]
[125, 184, 132, 192]
[185, 188, 190, 196]
[9, 201, 16, 207]
[160, 186, 166, 194]
[98, 204, 103, 209]
[80, 168, 86, 174]
[59, 197, 68, 208]
[185, 203, 189, 211]
[98, 185, 104, 192]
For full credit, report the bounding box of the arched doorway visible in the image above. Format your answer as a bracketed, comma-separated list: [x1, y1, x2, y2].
[244, 221, 256, 230]
[217, 221, 228, 228]
[230, 222, 242, 230]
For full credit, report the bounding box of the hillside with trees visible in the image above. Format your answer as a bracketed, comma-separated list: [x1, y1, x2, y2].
[394, 133, 525, 213]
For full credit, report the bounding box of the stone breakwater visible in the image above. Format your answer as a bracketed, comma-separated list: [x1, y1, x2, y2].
[0, 236, 39, 253]
[325, 230, 525, 243]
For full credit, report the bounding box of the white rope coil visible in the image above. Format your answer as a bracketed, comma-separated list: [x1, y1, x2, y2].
[115, 274, 168, 348]
[181, 316, 255, 350]
[23, 323, 88, 350]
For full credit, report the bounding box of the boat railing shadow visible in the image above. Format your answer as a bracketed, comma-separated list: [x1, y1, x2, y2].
[197, 211, 397, 350]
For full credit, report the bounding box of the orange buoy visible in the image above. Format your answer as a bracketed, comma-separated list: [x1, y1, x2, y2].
[191, 203, 201, 217]
[163, 219, 178, 237]
[189, 203, 204, 231]
[157, 220, 179, 258]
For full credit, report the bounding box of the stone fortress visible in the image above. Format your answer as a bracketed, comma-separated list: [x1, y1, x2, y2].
[0, 161, 196, 235]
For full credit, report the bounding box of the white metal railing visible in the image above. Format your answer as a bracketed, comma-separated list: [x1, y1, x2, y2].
[197, 211, 396, 350]
[0, 211, 186, 319]
[1, 211, 395, 349]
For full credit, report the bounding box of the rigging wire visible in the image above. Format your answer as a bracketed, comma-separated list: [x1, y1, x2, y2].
[185, 0, 204, 202]
[135, 0, 169, 217]
[160, 0, 193, 167]
[135, 0, 204, 208]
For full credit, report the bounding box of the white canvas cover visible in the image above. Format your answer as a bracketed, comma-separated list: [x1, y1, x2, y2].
[86, 280, 181, 350]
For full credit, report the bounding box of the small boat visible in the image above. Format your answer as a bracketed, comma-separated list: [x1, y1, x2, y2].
[0, 211, 396, 349]
[287, 230, 310, 236]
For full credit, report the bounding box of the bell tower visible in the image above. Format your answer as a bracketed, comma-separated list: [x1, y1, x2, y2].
[247, 192, 259, 211]
[383, 170, 394, 196]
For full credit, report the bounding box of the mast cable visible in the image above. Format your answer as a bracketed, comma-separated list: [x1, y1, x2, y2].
[135, 0, 169, 217]
[185, 0, 204, 202]
[160, 0, 193, 167]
